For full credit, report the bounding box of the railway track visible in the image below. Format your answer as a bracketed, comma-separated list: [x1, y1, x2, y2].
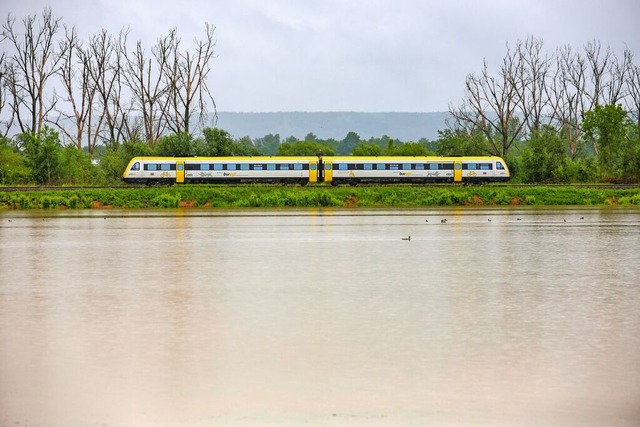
[1, 183, 639, 192]
[0, 186, 138, 192]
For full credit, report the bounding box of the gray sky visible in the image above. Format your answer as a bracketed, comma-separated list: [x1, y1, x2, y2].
[2, 0, 639, 112]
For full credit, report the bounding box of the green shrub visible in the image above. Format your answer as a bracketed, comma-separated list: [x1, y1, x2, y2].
[151, 193, 181, 208]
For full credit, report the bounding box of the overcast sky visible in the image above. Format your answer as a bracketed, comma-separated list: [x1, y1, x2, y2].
[2, 0, 639, 112]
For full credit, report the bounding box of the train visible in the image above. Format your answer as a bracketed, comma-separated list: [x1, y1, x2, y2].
[122, 155, 511, 185]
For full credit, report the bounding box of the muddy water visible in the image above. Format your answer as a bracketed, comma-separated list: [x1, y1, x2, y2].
[1, 208, 639, 426]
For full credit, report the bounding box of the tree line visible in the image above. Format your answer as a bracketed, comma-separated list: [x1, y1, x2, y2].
[0, 9, 638, 185]
[448, 36, 640, 182]
[0, 7, 215, 149]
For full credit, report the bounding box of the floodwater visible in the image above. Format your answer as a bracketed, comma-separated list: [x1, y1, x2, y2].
[0, 207, 639, 427]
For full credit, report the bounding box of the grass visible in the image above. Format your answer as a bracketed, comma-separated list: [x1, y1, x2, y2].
[1, 185, 640, 210]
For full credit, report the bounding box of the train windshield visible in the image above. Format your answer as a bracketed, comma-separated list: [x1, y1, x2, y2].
[131, 162, 140, 171]
[496, 161, 505, 170]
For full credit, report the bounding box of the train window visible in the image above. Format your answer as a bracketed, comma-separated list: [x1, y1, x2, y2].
[415, 164, 424, 170]
[338, 164, 348, 170]
[364, 163, 373, 170]
[228, 164, 236, 170]
[279, 164, 289, 170]
[213, 164, 223, 170]
[200, 164, 209, 171]
[131, 162, 140, 171]
[497, 162, 505, 170]
[375, 164, 384, 170]
[240, 164, 250, 170]
[403, 163, 412, 170]
[309, 164, 316, 170]
[428, 163, 437, 170]
[480, 163, 492, 170]
[267, 164, 276, 170]
[325, 164, 332, 170]
[161, 164, 171, 171]
[389, 164, 399, 170]
[295, 164, 304, 170]
[442, 163, 454, 170]
[145, 164, 157, 171]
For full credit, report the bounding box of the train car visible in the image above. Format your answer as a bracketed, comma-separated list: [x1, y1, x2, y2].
[322, 156, 510, 185]
[123, 155, 510, 185]
[122, 156, 320, 185]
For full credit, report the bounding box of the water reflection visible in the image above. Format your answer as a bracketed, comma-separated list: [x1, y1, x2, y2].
[0, 208, 639, 426]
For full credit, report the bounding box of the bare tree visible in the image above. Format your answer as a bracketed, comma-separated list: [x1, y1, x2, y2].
[605, 48, 632, 106]
[626, 60, 640, 127]
[119, 30, 174, 146]
[513, 36, 552, 134]
[85, 28, 134, 148]
[547, 46, 580, 157]
[584, 40, 613, 109]
[0, 52, 15, 136]
[54, 25, 98, 150]
[449, 44, 528, 157]
[162, 23, 217, 135]
[1, 8, 62, 134]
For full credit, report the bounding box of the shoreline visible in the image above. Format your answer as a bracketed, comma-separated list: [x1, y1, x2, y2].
[1, 185, 639, 210]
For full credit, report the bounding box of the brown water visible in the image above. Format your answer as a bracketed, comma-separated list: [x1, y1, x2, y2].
[1, 208, 639, 426]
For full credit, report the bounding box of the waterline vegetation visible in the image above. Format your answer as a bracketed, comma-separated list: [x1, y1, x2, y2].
[1, 186, 639, 210]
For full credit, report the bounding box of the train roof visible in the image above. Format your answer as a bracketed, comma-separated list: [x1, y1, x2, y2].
[324, 156, 505, 161]
[130, 156, 318, 161]
[130, 155, 506, 162]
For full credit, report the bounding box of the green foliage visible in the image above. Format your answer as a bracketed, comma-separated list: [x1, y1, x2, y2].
[100, 141, 153, 182]
[582, 104, 632, 179]
[2, 186, 640, 210]
[386, 141, 432, 156]
[253, 134, 281, 155]
[151, 193, 181, 208]
[435, 128, 492, 156]
[552, 156, 598, 183]
[614, 124, 640, 181]
[0, 137, 31, 184]
[17, 127, 63, 184]
[201, 128, 234, 156]
[518, 126, 567, 183]
[277, 140, 335, 156]
[200, 128, 261, 156]
[59, 145, 99, 184]
[155, 132, 197, 157]
[336, 131, 362, 154]
[352, 142, 383, 156]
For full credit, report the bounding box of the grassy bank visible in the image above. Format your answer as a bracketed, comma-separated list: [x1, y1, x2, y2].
[1, 185, 640, 210]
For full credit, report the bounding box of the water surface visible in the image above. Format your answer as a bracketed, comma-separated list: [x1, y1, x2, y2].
[1, 208, 639, 426]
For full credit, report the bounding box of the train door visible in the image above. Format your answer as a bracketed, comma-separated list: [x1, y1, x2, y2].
[454, 160, 462, 183]
[176, 161, 185, 183]
[323, 161, 333, 184]
[309, 161, 318, 183]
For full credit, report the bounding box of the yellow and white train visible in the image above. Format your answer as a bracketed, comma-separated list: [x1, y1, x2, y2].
[122, 155, 510, 185]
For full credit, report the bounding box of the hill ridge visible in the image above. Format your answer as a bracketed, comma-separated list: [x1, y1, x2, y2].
[213, 111, 450, 141]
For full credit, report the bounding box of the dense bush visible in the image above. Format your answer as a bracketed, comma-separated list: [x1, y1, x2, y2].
[0, 113, 638, 186]
[2, 185, 640, 210]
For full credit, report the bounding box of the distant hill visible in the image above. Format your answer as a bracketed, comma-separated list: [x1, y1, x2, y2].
[213, 111, 451, 141]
